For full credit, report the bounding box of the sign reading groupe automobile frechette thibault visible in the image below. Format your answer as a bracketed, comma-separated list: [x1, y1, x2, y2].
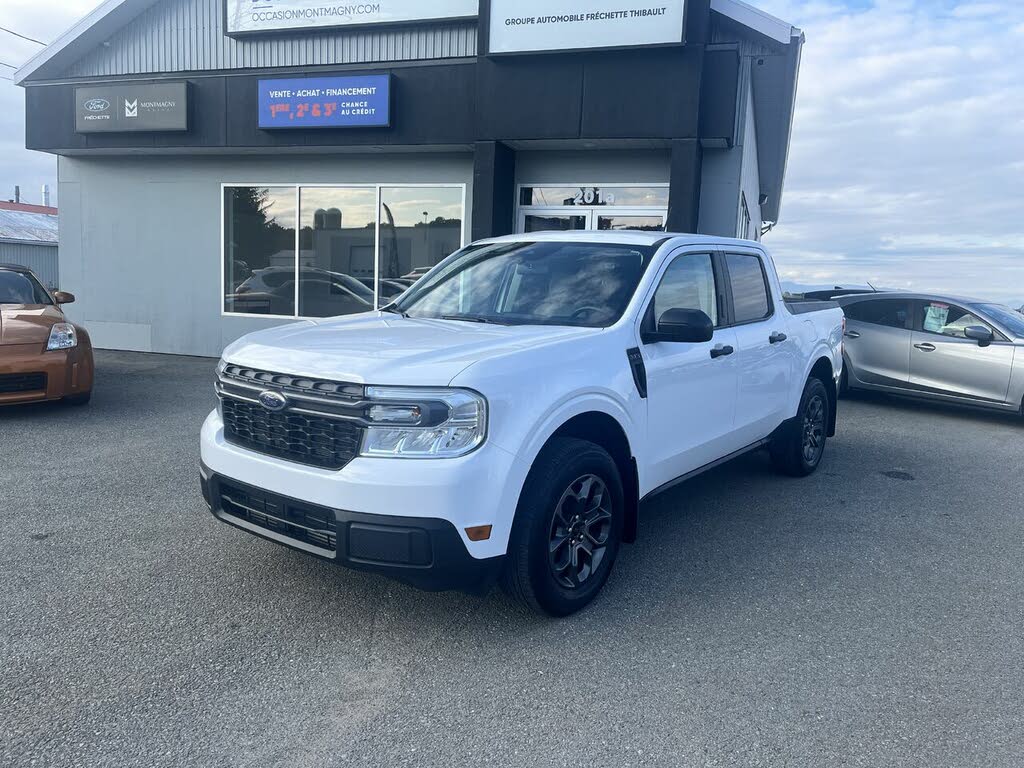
[488, 0, 685, 54]
[258, 75, 391, 129]
[225, 0, 477, 35]
[75, 82, 189, 133]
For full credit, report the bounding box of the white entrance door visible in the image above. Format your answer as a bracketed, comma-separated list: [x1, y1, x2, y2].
[516, 185, 670, 235]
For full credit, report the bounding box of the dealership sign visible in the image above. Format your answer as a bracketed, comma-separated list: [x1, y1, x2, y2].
[75, 83, 189, 133]
[258, 75, 391, 129]
[488, 0, 685, 54]
[226, 0, 477, 35]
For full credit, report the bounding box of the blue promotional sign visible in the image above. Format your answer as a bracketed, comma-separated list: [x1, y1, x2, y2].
[258, 74, 391, 129]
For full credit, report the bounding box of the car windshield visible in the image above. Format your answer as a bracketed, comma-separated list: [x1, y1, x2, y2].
[978, 303, 1024, 338]
[393, 241, 654, 327]
[0, 270, 51, 305]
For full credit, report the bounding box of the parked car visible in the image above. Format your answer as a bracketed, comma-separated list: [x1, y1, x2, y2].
[0, 264, 93, 406]
[200, 233, 844, 615]
[837, 292, 1024, 415]
[227, 267, 374, 316]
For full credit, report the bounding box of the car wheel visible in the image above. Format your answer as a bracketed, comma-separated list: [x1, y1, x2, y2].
[771, 377, 830, 477]
[502, 437, 624, 617]
[65, 391, 92, 406]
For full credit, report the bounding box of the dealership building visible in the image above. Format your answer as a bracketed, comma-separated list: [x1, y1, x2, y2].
[16, 0, 803, 357]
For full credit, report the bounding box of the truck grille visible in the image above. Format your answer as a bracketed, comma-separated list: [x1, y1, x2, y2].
[0, 373, 47, 394]
[218, 478, 337, 552]
[221, 397, 363, 471]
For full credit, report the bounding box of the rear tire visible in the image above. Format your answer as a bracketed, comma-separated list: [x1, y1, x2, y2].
[65, 391, 92, 406]
[771, 377, 830, 477]
[501, 437, 624, 617]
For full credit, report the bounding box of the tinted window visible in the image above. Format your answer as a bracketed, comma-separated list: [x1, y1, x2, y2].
[920, 302, 991, 338]
[844, 299, 909, 329]
[0, 271, 51, 305]
[224, 187, 296, 316]
[379, 186, 464, 295]
[652, 253, 718, 326]
[726, 253, 770, 323]
[397, 241, 652, 327]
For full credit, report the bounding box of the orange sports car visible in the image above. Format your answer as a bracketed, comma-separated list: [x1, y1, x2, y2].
[0, 264, 93, 406]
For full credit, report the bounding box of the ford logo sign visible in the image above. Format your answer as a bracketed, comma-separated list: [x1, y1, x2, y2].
[84, 98, 110, 112]
[258, 390, 288, 412]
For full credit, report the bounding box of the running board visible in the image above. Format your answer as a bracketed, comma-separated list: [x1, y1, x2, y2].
[640, 439, 771, 501]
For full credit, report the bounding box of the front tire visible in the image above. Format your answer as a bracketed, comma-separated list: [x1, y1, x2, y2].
[771, 377, 830, 477]
[502, 437, 624, 617]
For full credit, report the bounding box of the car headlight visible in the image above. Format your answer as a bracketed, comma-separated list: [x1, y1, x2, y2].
[360, 387, 487, 459]
[46, 323, 78, 351]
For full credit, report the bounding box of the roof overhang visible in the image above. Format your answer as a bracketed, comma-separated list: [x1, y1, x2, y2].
[14, 0, 158, 85]
[711, 0, 803, 223]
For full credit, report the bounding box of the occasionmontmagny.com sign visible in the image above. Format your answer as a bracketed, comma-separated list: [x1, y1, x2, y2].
[225, 0, 477, 35]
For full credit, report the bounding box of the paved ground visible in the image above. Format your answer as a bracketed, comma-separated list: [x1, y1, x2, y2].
[1, 350, 1022, 767]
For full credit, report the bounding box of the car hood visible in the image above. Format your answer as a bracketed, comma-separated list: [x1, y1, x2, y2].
[0, 304, 63, 346]
[222, 313, 598, 385]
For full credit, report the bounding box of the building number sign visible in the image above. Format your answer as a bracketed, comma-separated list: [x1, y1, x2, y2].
[572, 187, 616, 206]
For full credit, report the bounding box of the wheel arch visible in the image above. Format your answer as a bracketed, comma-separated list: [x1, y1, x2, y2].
[808, 355, 838, 437]
[518, 404, 640, 545]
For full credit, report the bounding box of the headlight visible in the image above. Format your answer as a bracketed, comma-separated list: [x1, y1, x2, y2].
[46, 323, 78, 351]
[360, 387, 487, 459]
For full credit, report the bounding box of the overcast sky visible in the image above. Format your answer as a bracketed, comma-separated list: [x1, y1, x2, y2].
[1, 0, 1022, 305]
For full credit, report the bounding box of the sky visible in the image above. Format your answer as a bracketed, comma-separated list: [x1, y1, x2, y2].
[0, 0, 1022, 306]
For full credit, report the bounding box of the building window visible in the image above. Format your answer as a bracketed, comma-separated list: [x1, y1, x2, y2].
[223, 184, 465, 317]
[223, 187, 297, 316]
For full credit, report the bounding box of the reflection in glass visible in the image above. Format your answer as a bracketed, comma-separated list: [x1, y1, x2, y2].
[298, 188, 376, 317]
[224, 187, 297, 315]
[519, 186, 670, 208]
[597, 215, 665, 232]
[523, 214, 588, 233]
[653, 253, 718, 326]
[378, 187, 463, 292]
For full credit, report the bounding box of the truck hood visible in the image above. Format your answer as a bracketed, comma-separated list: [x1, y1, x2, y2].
[0, 304, 63, 346]
[222, 313, 597, 385]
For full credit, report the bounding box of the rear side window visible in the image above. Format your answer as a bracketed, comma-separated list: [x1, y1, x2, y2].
[725, 253, 771, 323]
[844, 299, 909, 329]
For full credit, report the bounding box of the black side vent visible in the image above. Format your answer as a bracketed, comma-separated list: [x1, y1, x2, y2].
[626, 348, 647, 399]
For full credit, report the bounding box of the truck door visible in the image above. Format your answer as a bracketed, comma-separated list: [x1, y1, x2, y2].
[639, 251, 739, 490]
[722, 251, 793, 445]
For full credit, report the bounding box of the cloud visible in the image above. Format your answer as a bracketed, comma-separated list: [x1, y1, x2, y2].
[0, 0, 97, 206]
[757, 0, 1024, 305]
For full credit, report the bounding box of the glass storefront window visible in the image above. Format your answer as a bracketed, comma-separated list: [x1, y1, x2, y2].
[223, 184, 464, 317]
[298, 188, 377, 318]
[223, 187, 297, 315]
[378, 187, 464, 298]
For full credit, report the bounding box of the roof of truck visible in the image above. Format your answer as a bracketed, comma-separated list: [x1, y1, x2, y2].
[479, 231, 768, 250]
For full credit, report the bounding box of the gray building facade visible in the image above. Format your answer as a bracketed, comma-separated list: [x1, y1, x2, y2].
[0, 202, 60, 290]
[17, 0, 802, 357]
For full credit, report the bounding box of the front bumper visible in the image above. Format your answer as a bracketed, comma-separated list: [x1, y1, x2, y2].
[201, 463, 504, 594]
[0, 342, 94, 406]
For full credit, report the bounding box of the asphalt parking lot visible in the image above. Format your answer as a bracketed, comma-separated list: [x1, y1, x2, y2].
[2, 351, 1022, 767]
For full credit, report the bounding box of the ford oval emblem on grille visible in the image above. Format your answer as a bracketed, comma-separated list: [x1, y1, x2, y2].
[258, 390, 288, 412]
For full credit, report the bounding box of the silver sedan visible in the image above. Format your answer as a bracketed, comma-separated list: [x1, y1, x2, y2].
[836, 292, 1024, 415]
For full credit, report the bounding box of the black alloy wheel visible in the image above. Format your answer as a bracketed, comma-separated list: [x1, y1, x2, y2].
[548, 475, 613, 590]
[802, 393, 827, 466]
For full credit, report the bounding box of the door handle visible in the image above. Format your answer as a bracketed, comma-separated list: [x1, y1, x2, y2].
[844, 331, 861, 339]
[710, 344, 734, 359]
[914, 343, 936, 352]
[769, 332, 788, 344]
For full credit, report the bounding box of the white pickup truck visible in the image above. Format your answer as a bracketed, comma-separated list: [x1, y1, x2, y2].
[201, 232, 844, 615]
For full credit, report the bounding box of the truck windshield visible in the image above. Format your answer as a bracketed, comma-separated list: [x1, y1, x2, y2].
[393, 241, 654, 327]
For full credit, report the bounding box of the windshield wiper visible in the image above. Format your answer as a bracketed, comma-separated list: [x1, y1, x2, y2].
[380, 305, 408, 318]
[439, 314, 504, 325]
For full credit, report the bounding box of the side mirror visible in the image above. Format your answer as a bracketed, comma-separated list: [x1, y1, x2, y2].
[643, 308, 715, 344]
[53, 291, 76, 305]
[963, 325, 993, 347]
